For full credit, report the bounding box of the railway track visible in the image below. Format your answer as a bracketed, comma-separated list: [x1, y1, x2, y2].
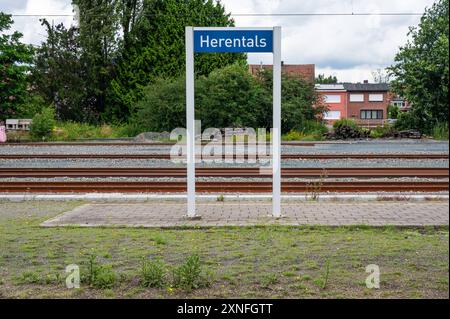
[0, 180, 447, 193]
[0, 141, 318, 147]
[0, 167, 448, 178]
[1, 153, 448, 160]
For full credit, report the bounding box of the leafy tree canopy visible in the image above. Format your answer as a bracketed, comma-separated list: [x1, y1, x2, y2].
[0, 12, 34, 120]
[315, 74, 338, 84]
[388, 0, 449, 132]
[108, 0, 246, 121]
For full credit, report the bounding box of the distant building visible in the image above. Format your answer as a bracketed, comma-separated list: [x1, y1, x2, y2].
[343, 82, 391, 127]
[5, 119, 32, 131]
[390, 94, 411, 112]
[248, 63, 315, 82]
[315, 84, 347, 124]
[316, 81, 392, 127]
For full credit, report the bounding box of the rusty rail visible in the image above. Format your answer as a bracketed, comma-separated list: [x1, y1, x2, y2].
[0, 167, 448, 178]
[0, 180, 447, 193]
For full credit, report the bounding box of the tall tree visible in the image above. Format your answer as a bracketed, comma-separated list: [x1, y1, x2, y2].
[108, 0, 246, 121]
[388, 0, 449, 132]
[31, 20, 93, 122]
[315, 74, 338, 84]
[0, 12, 34, 120]
[74, 0, 120, 119]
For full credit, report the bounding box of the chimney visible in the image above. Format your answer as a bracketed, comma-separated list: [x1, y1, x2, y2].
[363, 80, 369, 84]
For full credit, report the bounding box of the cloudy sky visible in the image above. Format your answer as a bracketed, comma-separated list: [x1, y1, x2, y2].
[0, 0, 435, 82]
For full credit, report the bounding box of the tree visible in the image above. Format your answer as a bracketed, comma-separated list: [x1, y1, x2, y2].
[372, 68, 391, 83]
[388, 0, 449, 132]
[74, 0, 120, 119]
[132, 63, 326, 134]
[258, 69, 327, 133]
[31, 20, 94, 122]
[315, 74, 338, 84]
[108, 0, 246, 121]
[0, 12, 34, 120]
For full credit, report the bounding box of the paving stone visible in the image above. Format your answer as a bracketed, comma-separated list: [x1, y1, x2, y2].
[40, 201, 449, 228]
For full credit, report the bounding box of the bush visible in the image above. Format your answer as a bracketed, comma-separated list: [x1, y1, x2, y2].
[51, 122, 130, 141]
[333, 118, 359, 130]
[172, 254, 212, 291]
[282, 120, 328, 141]
[29, 106, 56, 140]
[82, 253, 117, 289]
[141, 258, 167, 288]
[387, 104, 400, 119]
[370, 124, 398, 138]
[132, 63, 323, 134]
[432, 122, 449, 140]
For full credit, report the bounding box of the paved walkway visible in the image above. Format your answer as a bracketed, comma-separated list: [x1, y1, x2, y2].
[41, 201, 449, 227]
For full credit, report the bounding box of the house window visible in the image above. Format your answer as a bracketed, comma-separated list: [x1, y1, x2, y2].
[392, 101, 406, 108]
[360, 110, 383, 119]
[369, 94, 383, 102]
[324, 111, 341, 120]
[324, 94, 341, 103]
[349, 94, 364, 102]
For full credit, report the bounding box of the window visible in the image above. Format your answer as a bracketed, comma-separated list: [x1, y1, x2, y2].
[360, 110, 383, 119]
[350, 94, 364, 102]
[324, 111, 341, 120]
[324, 94, 341, 103]
[392, 101, 406, 108]
[369, 94, 383, 102]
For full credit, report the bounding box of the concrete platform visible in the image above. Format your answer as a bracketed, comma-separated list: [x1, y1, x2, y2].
[40, 201, 449, 227]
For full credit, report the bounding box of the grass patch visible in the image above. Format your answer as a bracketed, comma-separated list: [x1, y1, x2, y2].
[0, 201, 448, 298]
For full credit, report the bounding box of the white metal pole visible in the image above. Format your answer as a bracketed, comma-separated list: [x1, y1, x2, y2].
[185, 26, 196, 217]
[272, 26, 282, 218]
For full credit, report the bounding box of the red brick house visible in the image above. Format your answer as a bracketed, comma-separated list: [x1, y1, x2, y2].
[317, 81, 392, 127]
[248, 63, 315, 82]
[315, 84, 347, 124]
[343, 82, 391, 127]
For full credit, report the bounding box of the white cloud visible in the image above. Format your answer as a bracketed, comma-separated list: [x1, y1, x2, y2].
[222, 0, 435, 81]
[2, 0, 436, 82]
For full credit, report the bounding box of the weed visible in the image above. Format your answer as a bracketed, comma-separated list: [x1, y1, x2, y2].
[261, 273, 279, 288]
[432, 122, 449, 140]
[306, 170, 327, 201]
[172, 254, 212, 291]
[314, 259, 331, 290]
[152, 235, 167, 245]
[217, 194, 225, 202]
[15, 271, 41, 284]
[82, 253, 117, 289]
[141, 258, 167, 288]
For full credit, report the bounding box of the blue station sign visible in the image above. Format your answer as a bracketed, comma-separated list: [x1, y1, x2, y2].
[193, 29, 273, 53]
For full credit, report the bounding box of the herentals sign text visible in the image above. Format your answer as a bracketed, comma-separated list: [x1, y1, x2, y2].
[194, 29, 273, 53]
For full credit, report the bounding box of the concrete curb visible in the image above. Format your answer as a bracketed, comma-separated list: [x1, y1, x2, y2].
[0, 193, 448, 202]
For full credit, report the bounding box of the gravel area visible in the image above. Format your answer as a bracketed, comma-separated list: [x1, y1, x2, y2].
[0, 158, 448, 168]
[0, 139, 448, 155]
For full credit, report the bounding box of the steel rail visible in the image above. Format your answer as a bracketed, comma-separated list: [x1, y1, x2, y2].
[0, 180, 447, 193]
[0, 154, 448, 160]
[0, 167, 448, 178]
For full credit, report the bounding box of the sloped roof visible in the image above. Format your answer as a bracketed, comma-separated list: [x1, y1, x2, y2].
[343, 83, 390, 92]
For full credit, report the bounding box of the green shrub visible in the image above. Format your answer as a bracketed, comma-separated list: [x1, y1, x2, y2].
[51, 122, 131, 141]
[333, 118, 359, 130]
[282, 120, 328, 141]
[370, 124, 397, 138]
[82, 253, 117, 289]
[172, 254, 212, 291]
[432, 122, 449, 140]
[387, 104, 400, 119]
[141, 258, 167, 288]
[29, 106, 56, 140]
